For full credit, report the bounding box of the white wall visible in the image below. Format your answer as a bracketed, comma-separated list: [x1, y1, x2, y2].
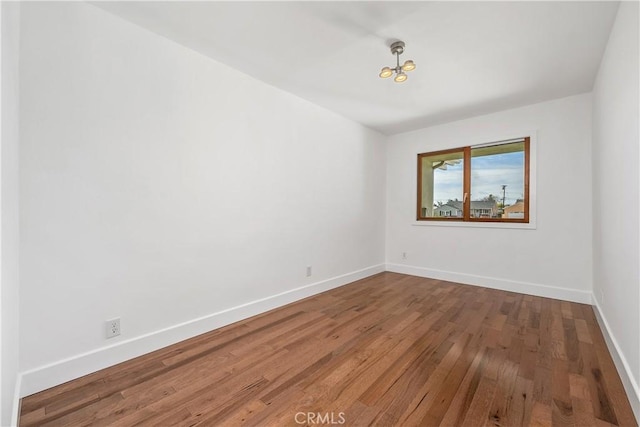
[18, 2, 385, 395]
[592, 1, 640, 416]
[386, 94, 593, 303]
[1, 2, 21, 425]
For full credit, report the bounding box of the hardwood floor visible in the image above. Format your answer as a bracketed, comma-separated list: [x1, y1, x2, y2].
[19, 272, 637, 426]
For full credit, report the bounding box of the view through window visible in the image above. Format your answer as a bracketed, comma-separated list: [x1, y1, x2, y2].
[417, 138, 530, 223]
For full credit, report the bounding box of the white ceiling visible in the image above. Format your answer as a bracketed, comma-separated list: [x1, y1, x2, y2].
[93, 1, 619, 135]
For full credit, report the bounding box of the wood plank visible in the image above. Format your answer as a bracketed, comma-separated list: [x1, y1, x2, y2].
[575, 318, 593, 344]
[461, 376, 497, 426]
[551, 358, 574, 426]
[439, 347, 491, 426]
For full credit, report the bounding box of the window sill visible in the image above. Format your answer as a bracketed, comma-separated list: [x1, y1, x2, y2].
[412, 220, 536, 230]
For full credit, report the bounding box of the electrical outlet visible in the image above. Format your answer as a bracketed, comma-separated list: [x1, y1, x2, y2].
[106, 318, 121, 339]
[306, 266, 312, 277]
[402, 252, 407, 260]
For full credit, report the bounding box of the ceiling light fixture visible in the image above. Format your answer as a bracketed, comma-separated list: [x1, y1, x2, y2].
[379, 41, 416, 83]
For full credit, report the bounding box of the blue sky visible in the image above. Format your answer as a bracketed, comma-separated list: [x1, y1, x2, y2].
[433, 151, 524, 205]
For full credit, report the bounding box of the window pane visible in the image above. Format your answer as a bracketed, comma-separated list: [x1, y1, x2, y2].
[419, 151, 464, 218]
[470, 141, 525, 219]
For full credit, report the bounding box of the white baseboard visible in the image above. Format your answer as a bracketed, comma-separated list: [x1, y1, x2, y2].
[385, 263, 592, 304]
[592, 295, 640, 421]
[18, 264, 385, 398]
[10, 374, 21, 427]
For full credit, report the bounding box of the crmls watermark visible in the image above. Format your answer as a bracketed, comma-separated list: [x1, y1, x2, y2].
[294, 412, 346, 425]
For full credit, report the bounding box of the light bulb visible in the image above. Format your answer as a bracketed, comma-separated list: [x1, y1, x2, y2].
[401, 60, 416, 72]
[394, 72, 407, 83]
[379, 67, 393, 78]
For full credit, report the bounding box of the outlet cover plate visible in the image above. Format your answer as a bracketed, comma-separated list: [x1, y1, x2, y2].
[106, 318, 121, 339]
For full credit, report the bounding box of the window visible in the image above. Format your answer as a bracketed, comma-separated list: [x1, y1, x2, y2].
[417, 137, 530, 223]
